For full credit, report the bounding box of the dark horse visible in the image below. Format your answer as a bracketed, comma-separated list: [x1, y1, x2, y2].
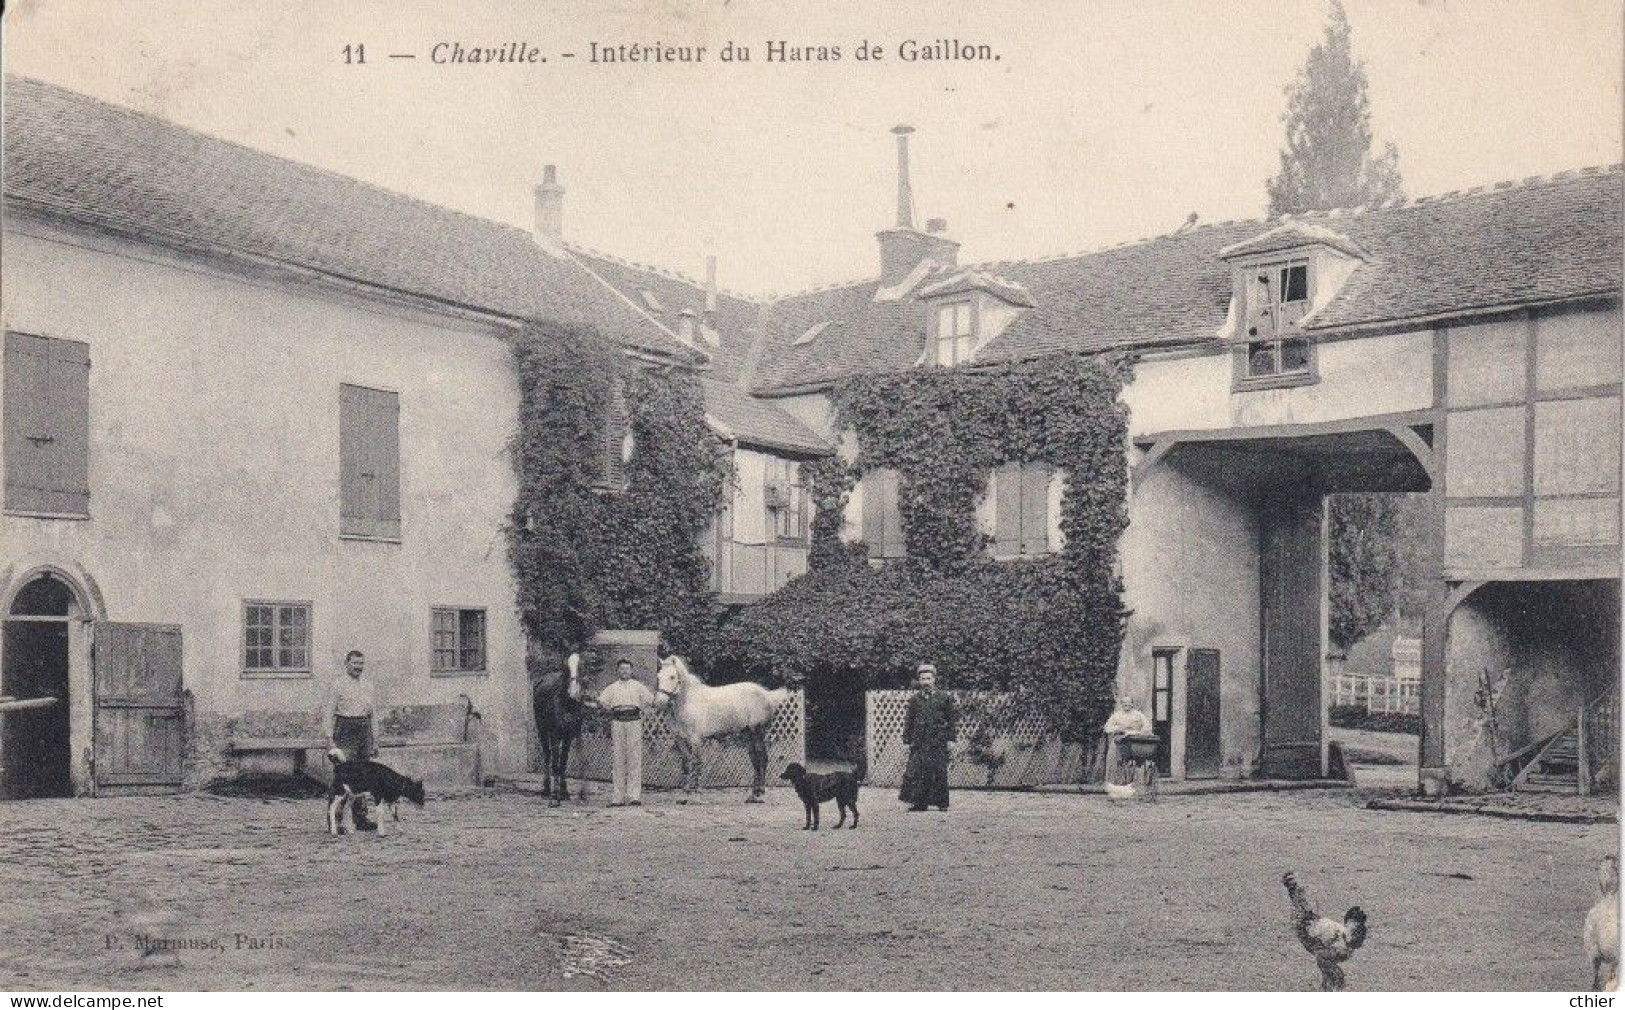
[532, 651, 588, 806]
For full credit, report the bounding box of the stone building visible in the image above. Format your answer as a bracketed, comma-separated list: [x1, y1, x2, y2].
[0, 77, 700, 796]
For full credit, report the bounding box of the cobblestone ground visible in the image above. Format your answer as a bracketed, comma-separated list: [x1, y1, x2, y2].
[0, 784, 1613, 991]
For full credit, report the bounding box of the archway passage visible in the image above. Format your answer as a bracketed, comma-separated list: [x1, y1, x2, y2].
[3, 574, 76, 798]
[1133, 416, 1434, 780]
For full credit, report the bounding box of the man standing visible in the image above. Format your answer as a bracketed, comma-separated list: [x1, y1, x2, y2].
[597, 658, 655, 807]
[326, 650, 377, 761]
[899, 663, 956, 812]
[325, 649, 379, 830]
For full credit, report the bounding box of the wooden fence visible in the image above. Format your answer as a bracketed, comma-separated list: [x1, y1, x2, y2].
[1332, 673, 1420, 715]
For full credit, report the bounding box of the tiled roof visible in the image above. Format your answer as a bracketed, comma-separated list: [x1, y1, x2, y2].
[1217, 221, 1369, 261]
[1, 75, 701, 363]
[700, 379, 832, 456]
[916, 268, 1035, 307]
[749, 167, 1622, 393]
[568, 247, 763, 383]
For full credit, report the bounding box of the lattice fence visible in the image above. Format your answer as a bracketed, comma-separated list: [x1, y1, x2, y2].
[567, 691, 804, 789]
[866, 690, 1084, 789]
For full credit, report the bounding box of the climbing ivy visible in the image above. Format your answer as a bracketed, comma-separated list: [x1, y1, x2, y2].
[504, 323, 730, 659]
[714, 352, 1131, 744]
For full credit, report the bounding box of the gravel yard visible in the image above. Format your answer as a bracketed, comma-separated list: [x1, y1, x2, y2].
[0, 784, 1612, 991]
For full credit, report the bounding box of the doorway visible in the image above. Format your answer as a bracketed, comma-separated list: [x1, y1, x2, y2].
[1185, 649, 1222, 778]
[2, 574, 76, 798]
[804, 669, 866, 767]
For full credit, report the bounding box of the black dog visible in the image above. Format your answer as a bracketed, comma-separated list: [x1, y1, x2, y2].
[779, 762, 860, 830]
[326, 748, 426, 835]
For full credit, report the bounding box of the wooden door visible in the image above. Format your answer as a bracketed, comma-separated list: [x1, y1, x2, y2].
[1259, 495, 1324, 779]
[1185, 649, 1222, 778]
[93, 623, 184, 790]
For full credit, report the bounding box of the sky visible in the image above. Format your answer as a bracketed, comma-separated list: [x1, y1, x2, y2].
[3, 0, 1621, 297]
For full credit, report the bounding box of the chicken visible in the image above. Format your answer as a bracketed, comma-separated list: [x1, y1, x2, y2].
[1283, 871, 1367, 991]
[1585, 855, 1619, 991]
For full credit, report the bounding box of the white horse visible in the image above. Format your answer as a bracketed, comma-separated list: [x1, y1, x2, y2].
[655, 656, 788, 802]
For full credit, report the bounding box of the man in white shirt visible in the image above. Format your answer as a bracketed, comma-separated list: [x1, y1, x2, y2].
[325, 650, 378, 760]
[597, 658, 655, 807]
[323, 649, 381, 830]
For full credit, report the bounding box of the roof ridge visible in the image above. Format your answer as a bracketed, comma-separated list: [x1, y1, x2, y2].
[4, 74, 559, 253]
[563, 241, 764, 304]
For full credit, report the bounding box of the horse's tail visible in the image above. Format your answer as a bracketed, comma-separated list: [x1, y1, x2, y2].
[763, 686, 791, 710]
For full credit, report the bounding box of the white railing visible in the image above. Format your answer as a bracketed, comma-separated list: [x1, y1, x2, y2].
[1333, 673, 1420, 715]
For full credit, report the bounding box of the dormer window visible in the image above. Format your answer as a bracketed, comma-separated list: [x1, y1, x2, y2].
[1246, 260, 1310, 340]
[1238, 258, 1315, 386]
[934, 301, 976, 366]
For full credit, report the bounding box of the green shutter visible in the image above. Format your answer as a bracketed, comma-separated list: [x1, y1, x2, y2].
[374, 389, 401, 539]
[48, 338, 91, 516]
[4, 333, 89, 515]
[862, 470, 884, 559]
[993, 463, 1021, 556]
[339, 384, 367, 535]
[1021, 463, 1051, 554]
[882, 470, 905, 558]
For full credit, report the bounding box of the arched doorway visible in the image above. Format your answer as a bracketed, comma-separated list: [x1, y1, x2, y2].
[2, 573, 79, 798]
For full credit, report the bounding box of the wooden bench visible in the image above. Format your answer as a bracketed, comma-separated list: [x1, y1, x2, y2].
[228, 712, 328, 778]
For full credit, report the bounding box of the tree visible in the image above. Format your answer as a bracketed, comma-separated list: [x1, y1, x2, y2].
[1267, 4, 1411, 653]
[1266, 2, 1403, 216]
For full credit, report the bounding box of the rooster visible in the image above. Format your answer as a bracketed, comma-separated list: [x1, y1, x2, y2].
[1585, 855, 1619, 990]
[1283, 871, 1367, 991]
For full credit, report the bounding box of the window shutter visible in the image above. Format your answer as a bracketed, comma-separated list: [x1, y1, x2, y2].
[600, 376, 628, 491]
[4, 333, 53, 513]
[374, 389, 401, 539]
[882, 470, 904, 558]
[4, 333, 89, 516]
[339, 384, 367, 535]
[993, 463, 1021, 556]
[862, 470, 884, 559]
[1021, 463, 1051, 554]
[47, 338, 91, 516]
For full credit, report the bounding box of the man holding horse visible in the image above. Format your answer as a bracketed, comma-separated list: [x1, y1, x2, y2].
[597, 658, 655, 807]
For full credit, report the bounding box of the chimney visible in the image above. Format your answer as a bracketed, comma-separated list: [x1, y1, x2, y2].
[534, 164, 565, 245]
[874, 126, 959, 288]
[703, 255, 719, 318]
[893, 125, 916, 228]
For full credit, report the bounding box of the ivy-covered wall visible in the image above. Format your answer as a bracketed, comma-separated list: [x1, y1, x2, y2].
[504, 323, 730, 662]
[714, 353, 1131, 744]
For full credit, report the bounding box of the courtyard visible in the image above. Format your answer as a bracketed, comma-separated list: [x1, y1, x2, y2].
[0, 783, 1612, 991]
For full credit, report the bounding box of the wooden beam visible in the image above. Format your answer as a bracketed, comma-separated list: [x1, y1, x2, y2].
[1133, 409, 1435, 449]
[1131, 438, 1178, 487]
[1385, 424, 1437, 485]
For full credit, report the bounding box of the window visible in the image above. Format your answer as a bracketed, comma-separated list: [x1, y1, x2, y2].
[1239, 260, 1314, 384]
[860, 468, 905, 560]
[432, 607, 486, 675]
[340, 383, 401, 539]
[243, 601, 312, 678]
[934, 301, 976, 366]
[4, 332, 90, 516]
[1151, 650, 1175, 725]
[764, 458, 806, 543]
[1245, 337, 1313, 379]
[991, 462, 1053, 557]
